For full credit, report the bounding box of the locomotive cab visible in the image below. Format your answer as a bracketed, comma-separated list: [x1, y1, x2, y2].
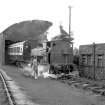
[23, 41, 31, 62]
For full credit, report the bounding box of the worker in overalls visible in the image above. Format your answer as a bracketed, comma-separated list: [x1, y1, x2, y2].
[32, 56, 38, 79]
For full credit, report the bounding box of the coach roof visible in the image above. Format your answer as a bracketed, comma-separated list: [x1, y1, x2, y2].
[8, 41, 26, 48]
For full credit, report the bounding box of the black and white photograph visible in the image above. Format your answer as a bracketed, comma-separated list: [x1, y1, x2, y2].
[0, 0, 105, 105]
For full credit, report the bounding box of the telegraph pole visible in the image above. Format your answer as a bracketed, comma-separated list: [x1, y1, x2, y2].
[68, 6, 73, 64]
[68, 6, 71, 39]
[93, 42, 96, 80]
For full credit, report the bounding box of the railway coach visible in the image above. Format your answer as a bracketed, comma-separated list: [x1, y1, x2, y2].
[7, 40, 31, 64]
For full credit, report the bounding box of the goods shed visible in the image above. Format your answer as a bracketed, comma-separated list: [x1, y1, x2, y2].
[79, 43, 105, 80]
[0, 20, 52, 65]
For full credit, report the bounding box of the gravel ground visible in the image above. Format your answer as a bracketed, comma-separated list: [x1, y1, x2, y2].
[1, 65, 105, 105]
[0, 93, 9, 105]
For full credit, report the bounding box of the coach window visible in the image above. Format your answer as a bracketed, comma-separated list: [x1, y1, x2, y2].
[18, 47, 20, 53]
[17, 47, 19, 53]
[13, 47, 15, 53]
[14, 47, 16, 53]
[11, 48, 13, 53]
[20, 47, 23, 52]
[13, 48, 14, 53]
[15, 47, 17, 53]
[16, 47, 18, 52]
[10, 48, 12, 53]
[15, 47, 16, 53]
[9, 48, 11, 52]
[12, 48, 13, 53]
[8, 48, 10, 54]
[13, 47, 14, 53]
[8, 48, 10, 52]
[17, 47, 18, 52]
[11, 48, 12, 53]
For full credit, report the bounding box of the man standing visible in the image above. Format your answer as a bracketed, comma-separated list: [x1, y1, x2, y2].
[32, 56, 38, 79]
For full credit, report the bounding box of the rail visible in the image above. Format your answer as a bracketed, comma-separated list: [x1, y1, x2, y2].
[0, 71, 15, 105]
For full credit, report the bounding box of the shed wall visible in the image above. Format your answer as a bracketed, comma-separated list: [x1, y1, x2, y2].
[0, 33, 5, 65]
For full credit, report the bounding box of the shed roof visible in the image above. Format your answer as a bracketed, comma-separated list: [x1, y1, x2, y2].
[3, 20, 52, 42]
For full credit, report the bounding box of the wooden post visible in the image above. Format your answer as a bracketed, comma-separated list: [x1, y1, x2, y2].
[93, 42, 96, 80]
[68, 6, 71, 39]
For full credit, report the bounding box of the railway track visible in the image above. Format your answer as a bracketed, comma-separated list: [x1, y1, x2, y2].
[57, 74, 105, 96]
[0, 69, 40, 105]
[0, 71, 15, 105]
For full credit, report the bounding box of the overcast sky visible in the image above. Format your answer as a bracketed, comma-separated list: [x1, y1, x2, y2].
[0, 0, 105, 48]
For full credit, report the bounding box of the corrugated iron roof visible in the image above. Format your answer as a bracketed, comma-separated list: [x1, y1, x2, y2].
[3, 20, 52, 42]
